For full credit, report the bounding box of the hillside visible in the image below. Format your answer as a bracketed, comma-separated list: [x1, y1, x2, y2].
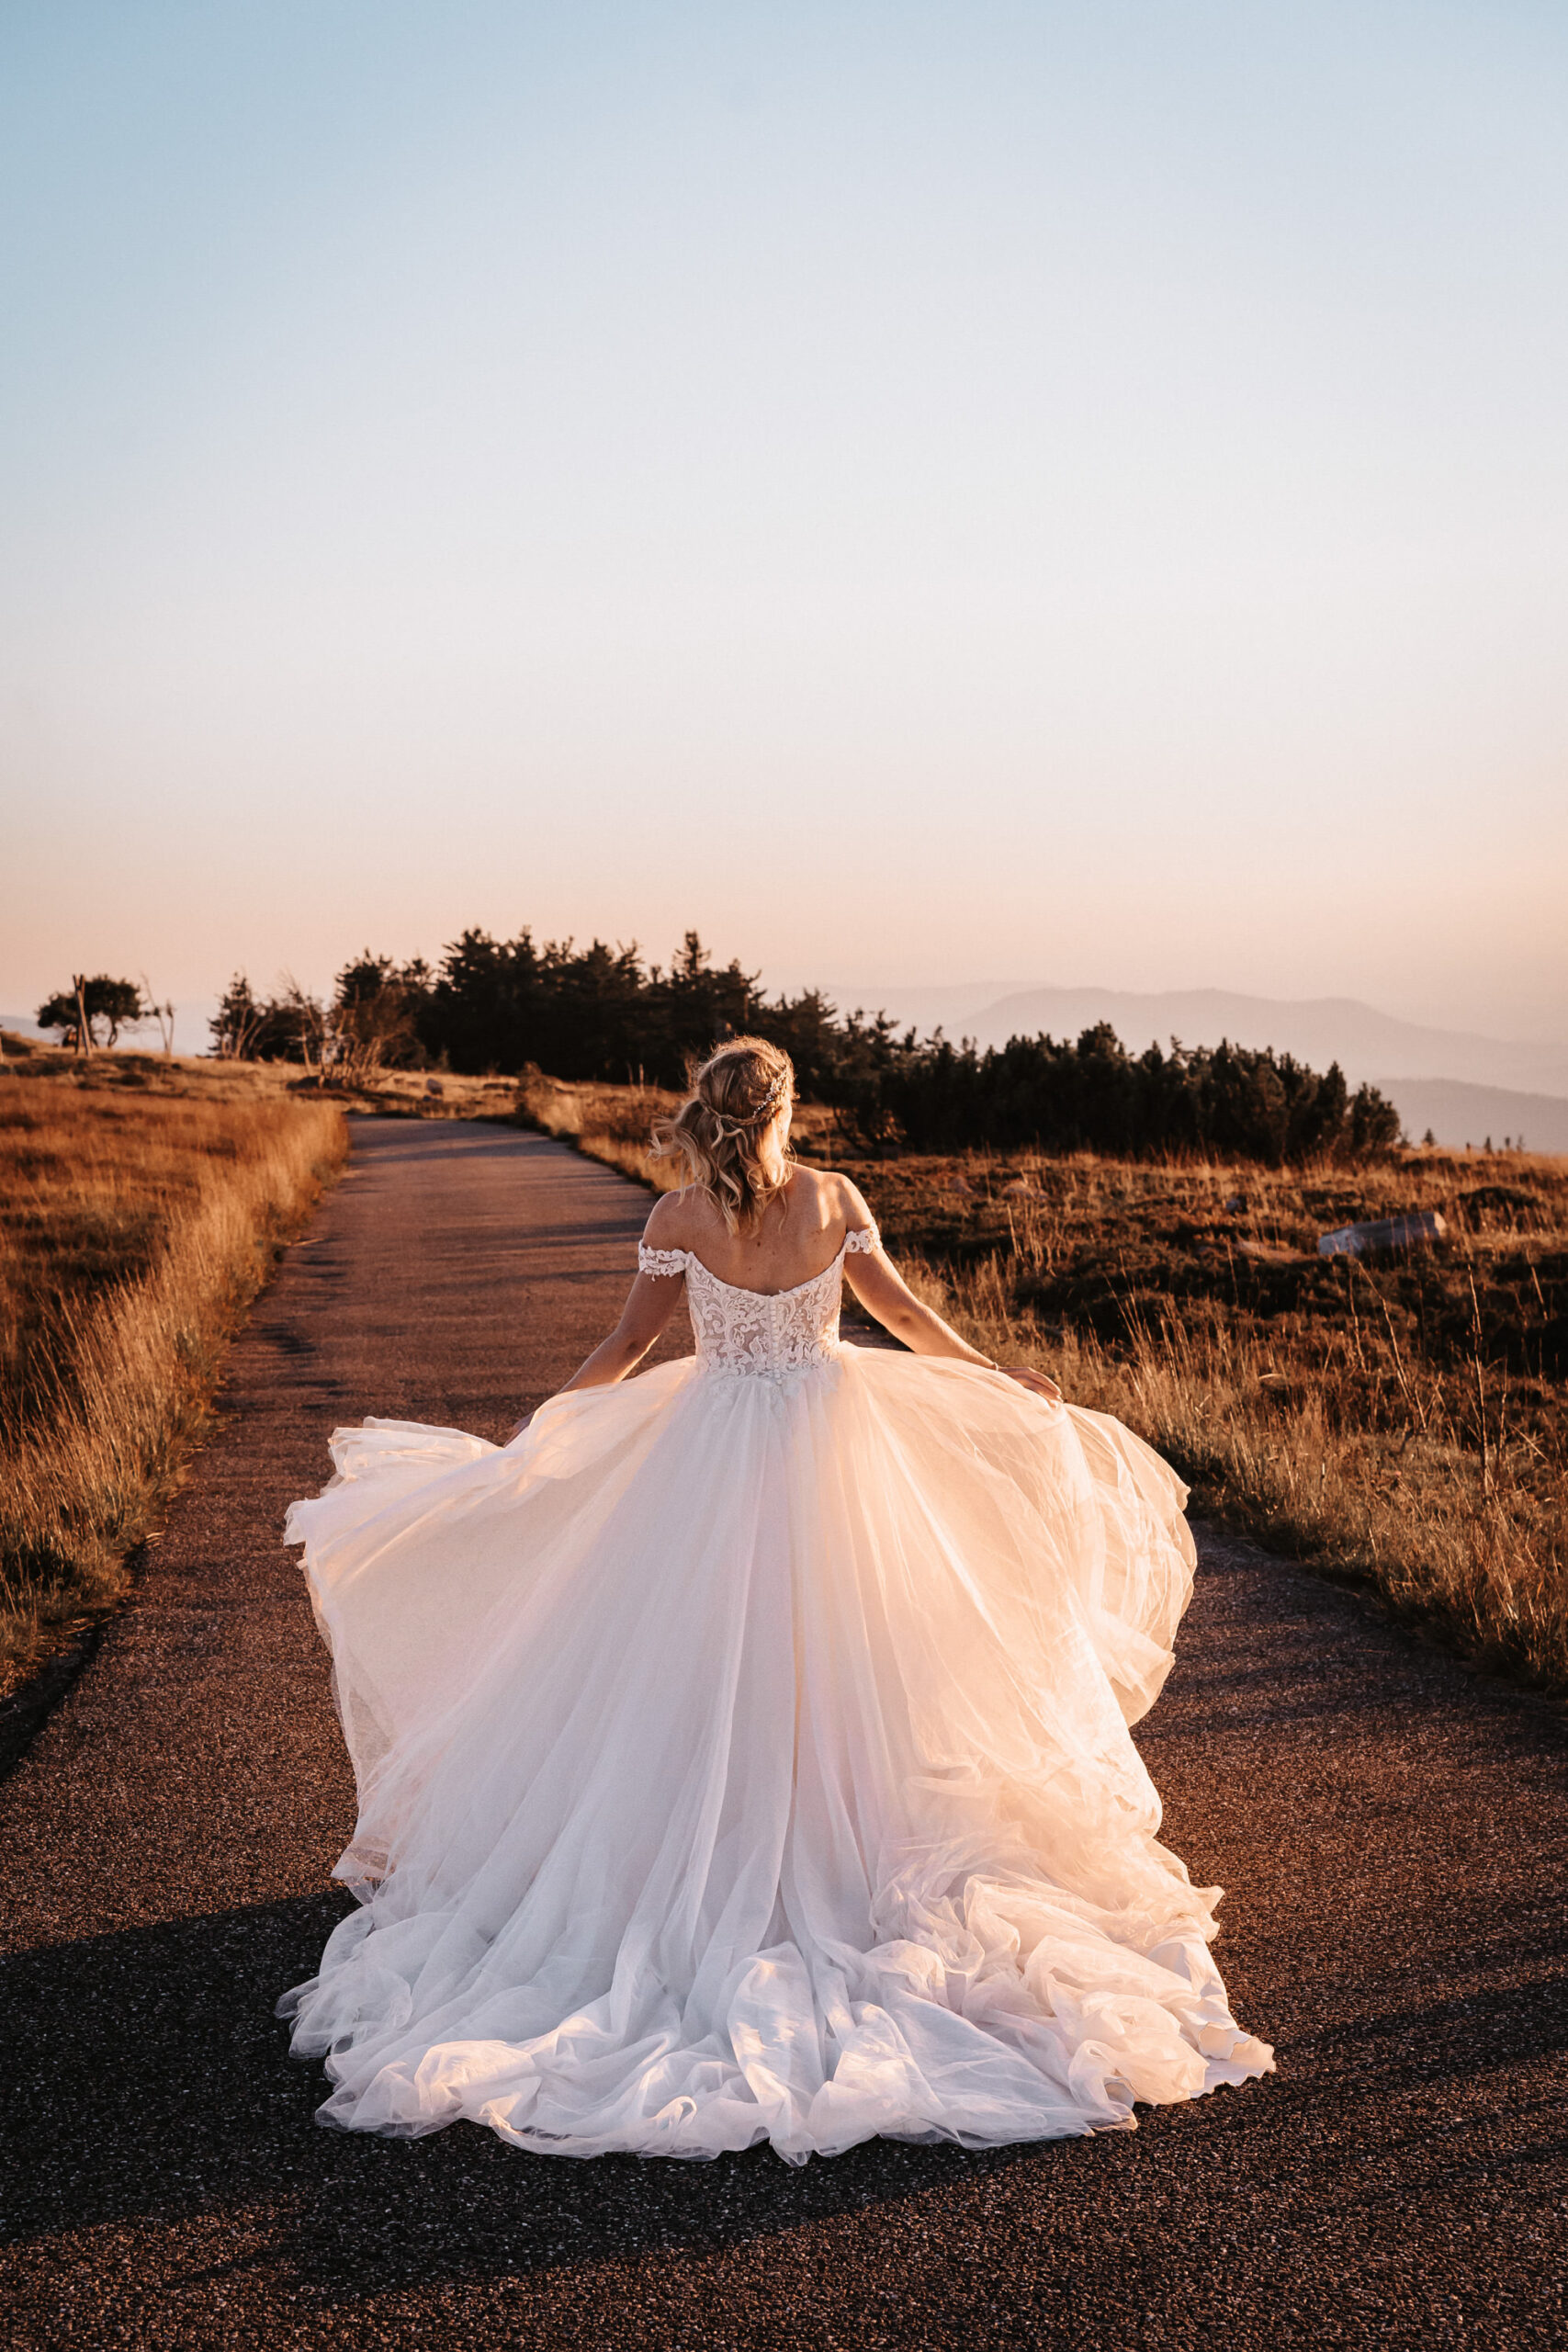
[1369, 1077, 1568, 1156]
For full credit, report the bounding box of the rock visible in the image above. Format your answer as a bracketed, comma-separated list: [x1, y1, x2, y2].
[1317, 1210, 1447, 1259]
[1002, 1178, 1039, 1197]
[425, 1078, 446, 1097]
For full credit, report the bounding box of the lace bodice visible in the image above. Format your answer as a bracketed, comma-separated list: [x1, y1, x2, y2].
[638, 1226, 880, 1386]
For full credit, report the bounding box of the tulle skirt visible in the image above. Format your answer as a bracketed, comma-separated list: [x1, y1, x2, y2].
[279, 1347, 1273, 2161]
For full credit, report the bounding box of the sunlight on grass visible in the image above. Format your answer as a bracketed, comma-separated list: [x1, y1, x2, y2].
[526, 1072, 1568, 1694]
[0, 1047, 346, 1688]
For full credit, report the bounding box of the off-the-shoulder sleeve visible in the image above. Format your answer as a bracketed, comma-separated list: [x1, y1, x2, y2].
[637, 1243, 689, 1278]
[842, 1223, 881, 1255]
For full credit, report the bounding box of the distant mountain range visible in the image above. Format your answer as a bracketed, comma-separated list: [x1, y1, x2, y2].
[1361, 1079, 1568, 1155]
[821, 983, 1568, 1150]
[826, 982, 1568, 1091]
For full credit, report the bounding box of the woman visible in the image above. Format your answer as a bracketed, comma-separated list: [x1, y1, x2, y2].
[281, 1037, 1271, 2161]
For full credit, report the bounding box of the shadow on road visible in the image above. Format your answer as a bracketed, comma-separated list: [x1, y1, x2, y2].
[1, 1892, 1076, 2299]
[6, 1869, 1568, 2328]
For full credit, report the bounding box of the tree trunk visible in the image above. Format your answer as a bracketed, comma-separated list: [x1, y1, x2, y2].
[73, 974, 92, 1059]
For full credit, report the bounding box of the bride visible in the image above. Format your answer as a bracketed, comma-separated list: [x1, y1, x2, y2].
[280, 1036, 1272, 2161]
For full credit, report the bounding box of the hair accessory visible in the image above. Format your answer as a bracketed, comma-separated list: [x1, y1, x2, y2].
[703, 1069, 790, 1136]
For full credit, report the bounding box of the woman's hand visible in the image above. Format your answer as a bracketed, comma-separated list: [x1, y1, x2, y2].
[999, 1364, 1063, 1404]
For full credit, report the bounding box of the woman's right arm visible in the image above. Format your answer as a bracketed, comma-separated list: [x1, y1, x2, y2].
[507, 1268, 687, 1439]
[509, 1195, 694, 1437]
[555, 1268, 688, 1397]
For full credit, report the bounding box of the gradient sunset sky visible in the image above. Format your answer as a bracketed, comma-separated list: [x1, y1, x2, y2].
[3, 1, 1565, 1040]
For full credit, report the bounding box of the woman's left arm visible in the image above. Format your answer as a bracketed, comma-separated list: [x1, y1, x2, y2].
[507, 1268, 687, 1440]
[838, 1175, 1061, 1403]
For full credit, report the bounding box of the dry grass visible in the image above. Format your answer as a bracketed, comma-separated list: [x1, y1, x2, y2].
[525, 1071, 1568, 1694]
[0, 1039, 347, 1690]
[0, 1027, 518, 1120]
[0, 1032, 315, 1102]
[319, 1066, 520, 1119]
[516, 1073, 685, 1186]
[877, 1152, 1568, 1693]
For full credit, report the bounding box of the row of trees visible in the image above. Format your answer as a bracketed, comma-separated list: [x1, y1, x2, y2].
[856, 1025, 1401, 1161]
[209, 933, 885, 1097]
[204, 927, 1400, 1164]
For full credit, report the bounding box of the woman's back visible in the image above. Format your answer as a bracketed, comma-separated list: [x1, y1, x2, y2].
[645, 1164, 867, 1297]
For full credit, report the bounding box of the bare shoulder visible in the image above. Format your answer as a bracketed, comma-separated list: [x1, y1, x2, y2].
[643, 1187, 703, 1247]
[835, 1172, 878, 1237]
[790, 1164, 874, 1238]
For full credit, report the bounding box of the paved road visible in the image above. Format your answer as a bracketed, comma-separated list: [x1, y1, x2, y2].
[2, 1119, 1564, 2349]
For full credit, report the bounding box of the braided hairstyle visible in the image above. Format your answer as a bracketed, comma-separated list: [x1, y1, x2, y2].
[652, 1036, 795, 1233]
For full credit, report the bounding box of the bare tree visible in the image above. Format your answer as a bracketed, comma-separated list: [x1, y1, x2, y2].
[140, 975, 176, 1058]
[209, 975, 270, 1060]
[276, 974, 328, 1076]
[328, 953, 420, 1083]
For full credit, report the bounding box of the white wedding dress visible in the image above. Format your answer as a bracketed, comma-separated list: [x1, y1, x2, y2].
[280, 1221, 1272, 2161]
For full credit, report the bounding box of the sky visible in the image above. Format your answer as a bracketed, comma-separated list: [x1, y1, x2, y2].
[3, 0, 1565, 1046]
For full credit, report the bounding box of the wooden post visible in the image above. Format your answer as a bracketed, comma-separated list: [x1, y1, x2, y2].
[73, 973, 92, 1058]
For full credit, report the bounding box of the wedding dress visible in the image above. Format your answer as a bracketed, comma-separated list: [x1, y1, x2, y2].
[280, 1222, 1272, 2160]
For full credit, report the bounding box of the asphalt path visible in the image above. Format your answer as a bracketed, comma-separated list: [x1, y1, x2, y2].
[2, 1118, 1564, 2349]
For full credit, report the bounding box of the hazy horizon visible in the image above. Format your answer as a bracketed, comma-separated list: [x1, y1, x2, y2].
[8, 967, 1567, 1066]
[5, 2, 1566, 1038]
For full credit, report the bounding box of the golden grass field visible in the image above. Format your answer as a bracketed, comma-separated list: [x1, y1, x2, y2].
[6, 1037, 1562, 1702]
[0, 1036, 347, 1690]
[520, 1071, 1568, 1696]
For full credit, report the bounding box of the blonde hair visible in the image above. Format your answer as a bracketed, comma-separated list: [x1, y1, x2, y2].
[652, 1036, 795, 1233]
